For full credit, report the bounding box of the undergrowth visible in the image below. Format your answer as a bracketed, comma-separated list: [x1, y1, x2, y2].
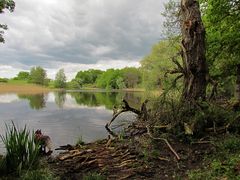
[0, 123, 58, 179]
[149, 90, 240, 141]
[188, 134, 240, 179]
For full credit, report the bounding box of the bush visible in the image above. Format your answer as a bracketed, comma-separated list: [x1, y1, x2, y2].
[0, 77, 8, 83]
[0, 123, 40, 175]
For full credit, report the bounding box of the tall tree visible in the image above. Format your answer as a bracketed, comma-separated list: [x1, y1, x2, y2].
[0, 0, 15, 43]
[54, 69, 67, 88]
[29, 66, 47, 85]
[180, 0, 208, 100]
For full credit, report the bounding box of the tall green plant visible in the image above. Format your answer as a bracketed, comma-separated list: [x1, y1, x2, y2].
[0, 123, 40, 175]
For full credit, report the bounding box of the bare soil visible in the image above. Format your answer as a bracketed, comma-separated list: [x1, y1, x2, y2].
[0, 83, 51, 94]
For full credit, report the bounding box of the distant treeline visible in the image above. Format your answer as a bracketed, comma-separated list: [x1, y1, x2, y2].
[0, 40, 177, 90]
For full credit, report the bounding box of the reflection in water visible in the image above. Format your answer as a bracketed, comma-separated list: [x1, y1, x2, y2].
[18, 94, 46, 110]
[16, 91, 144, 110]
[0, 91, 145, 154]
[54, 91, 66, 108]
[70, 91, 143, 110]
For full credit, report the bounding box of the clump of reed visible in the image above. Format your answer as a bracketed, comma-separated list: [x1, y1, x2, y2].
[0, 122, 40, 175]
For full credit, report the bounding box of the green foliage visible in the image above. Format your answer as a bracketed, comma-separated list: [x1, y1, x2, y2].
[67, 79, 81, 89]
[75, 69, 103, 86]
[14, 71, 30, 81]
[83, 172, 106, 180]
[140, 40, 178, 90]
[150, 90, 238, 139]
[0, 123, 40, 175]
[96, 69, 123, 89]
[29, 66, 48, 86]
[20, 169, 58, 180]
[0, 0, 15, 43]
[54, 69, 67, 88]
[76, 136, 85, 146]
[188, 135, 240, 180]
[121, 67, 142, 88]
[200, 0, 240, 96]
[0, 77, 8, 83]
[162, 0, 180, 38]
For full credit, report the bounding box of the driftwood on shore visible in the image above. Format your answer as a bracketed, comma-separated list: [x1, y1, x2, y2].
[105, 99, 181, 161]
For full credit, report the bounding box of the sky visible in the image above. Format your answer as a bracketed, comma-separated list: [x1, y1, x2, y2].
[0, 0, 166, 80]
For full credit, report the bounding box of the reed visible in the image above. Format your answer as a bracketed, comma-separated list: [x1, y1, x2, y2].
[0, 122, 40, 175]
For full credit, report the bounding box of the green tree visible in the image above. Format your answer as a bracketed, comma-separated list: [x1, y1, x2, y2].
[140, 40, 177, 90]
[14, 71, 30, 81]
[201, 0, 240, 98]
[0, 0, 15, 43]
[162, 0, 180, 39]
[96, 69, 123, 89]
[75, 69, 103, 86]
[54, 68, 67, 88]
[122, 67, 142, 88]
[29, 66, 47, 85]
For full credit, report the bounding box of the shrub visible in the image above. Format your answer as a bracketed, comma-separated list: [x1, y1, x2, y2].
[0, 77, 8, 83]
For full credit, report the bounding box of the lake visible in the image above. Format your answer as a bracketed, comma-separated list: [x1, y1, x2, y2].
[0, 91, 145, 153]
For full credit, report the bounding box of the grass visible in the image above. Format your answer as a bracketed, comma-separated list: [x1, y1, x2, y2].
[83, 172, 106, 180]
[76, 136, 85, 146]
[188, 134, 240, 179]
[20, 168, 58, 180]
[0, 122, 40, 176]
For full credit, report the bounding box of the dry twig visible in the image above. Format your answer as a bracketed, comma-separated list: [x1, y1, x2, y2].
[146, 125, 181, 161]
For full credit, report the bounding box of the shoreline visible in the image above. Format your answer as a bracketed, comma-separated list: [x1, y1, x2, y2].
[0, 83, 52, 94]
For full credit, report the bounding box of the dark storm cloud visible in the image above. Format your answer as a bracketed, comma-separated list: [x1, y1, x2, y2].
[0, 0, 166, 78]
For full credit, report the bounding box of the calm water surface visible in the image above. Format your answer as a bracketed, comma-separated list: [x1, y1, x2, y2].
[0, 91, 144, 153]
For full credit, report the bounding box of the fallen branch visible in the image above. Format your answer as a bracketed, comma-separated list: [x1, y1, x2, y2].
[105, 99, 149, 136]
[146, 125, 181, 161]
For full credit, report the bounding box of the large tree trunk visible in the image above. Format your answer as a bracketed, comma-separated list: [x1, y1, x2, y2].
[180, 0, 208, 101]
[236, 64, 240, 102]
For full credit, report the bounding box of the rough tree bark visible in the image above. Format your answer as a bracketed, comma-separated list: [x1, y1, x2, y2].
[180, 0, 208, 100]
[236, 64, 240, 102]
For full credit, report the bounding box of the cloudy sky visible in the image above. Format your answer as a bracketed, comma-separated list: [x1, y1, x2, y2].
[0, 0, 166, 80]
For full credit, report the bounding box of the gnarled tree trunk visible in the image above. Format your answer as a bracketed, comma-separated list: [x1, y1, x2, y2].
[180, 0, 208, 100]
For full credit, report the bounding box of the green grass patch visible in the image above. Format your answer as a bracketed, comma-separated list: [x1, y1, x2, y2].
[83, 172, 106, 180]
[20, 168, 58, 180]
[76, 136, 85, 147]
[188, 135, 240, 179]
[7, 79, 29, 85]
